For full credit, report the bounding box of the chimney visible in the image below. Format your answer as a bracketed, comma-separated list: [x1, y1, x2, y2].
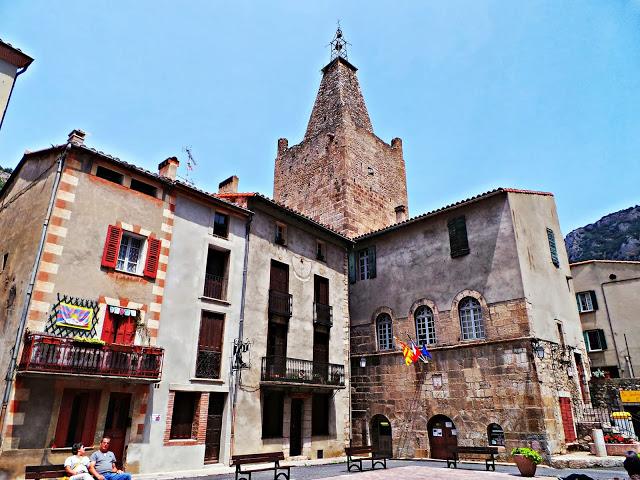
[158, 157, 179, 180]
[218, 175, 239, 194]
[395, 205, 407, 223]
[68, 129, 86, 146]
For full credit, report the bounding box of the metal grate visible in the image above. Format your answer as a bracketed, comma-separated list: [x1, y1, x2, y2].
[44, 294, 99, 339]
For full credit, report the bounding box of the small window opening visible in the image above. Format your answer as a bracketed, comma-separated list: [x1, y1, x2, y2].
[130, 178, 157, 197]
[213, 212, 229, 238]
[1, 253, 8, 272]
[275, 223, 287, 246]
[316, 241, 326, 262]
[96, 166, 124, 185]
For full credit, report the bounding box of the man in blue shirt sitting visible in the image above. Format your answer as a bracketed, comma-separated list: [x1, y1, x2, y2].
[89, 436, 131, 480]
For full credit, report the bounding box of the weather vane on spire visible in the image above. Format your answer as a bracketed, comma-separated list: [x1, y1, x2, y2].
[329, 21, 351, 61]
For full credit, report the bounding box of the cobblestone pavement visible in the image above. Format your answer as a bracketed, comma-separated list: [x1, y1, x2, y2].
[194, 459, 627, 480]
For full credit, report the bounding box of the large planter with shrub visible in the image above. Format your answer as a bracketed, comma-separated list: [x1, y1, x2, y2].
[511, 447, 543, 477]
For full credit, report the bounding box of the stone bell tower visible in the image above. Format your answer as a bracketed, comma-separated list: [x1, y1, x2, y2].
[273, 28, 408, 238]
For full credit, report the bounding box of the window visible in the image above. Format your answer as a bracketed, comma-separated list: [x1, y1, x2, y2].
[358, 246, 376, 281]
[195, 311, 224, 379]
[584, 329, 607, 352]
[130, 178, 157, 197]
[312, 394, 330, 436]
[376, 313, 393, 351]
[53, 389, 100, 448]
[577, 291, 598, 313]
[101, 307, 137, 345]
[169, 391, 199, 440]
[314, 275, 332, 326]
[213, 212, 229, 238]
[117, 232, 144, 274]
[275, 223, 287, 245]
[95, 166, 124, 185]
[203, 248, 229, 300]
[101, 225, 161, 279]
[316, 240, 326, 262]
[262, 391, 284, 438]
[415, 306, 436, 345]
[459, 297, 485, 340]
[546, 228, 560, 267]
[487, 423, 505, 446]
[448, 216, 470, 258]
[557, 321, 565, 346]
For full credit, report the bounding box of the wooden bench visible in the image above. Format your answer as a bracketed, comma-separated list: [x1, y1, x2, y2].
[231, 452, 291, 480]
[345, 446, 387, 472]
[446, 446, 499, 471]
[25, 465, 67, 479]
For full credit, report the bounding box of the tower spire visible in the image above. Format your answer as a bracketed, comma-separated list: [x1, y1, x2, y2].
[329, 22, 350, 61]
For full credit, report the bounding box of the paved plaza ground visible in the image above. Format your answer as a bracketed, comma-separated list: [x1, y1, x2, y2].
[165, 459, 628, 480]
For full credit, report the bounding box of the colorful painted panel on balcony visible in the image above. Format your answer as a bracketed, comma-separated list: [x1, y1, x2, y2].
[45, 294, 99, 338]
[55, 302, 93, 330]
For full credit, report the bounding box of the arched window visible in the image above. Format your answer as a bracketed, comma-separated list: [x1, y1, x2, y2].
[376, 313, 393, 351]
[459, 297, 485, 340]
[487, 423, 505, 446]
[415, 306, 436, 345]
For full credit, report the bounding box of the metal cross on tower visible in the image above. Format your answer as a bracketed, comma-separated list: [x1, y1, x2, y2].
[329, 23, 351, 61]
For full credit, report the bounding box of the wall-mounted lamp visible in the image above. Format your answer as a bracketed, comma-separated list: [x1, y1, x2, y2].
[531, 340, 545, 359]
[566, 366, 574, 377]
[359, 356, 366, 368]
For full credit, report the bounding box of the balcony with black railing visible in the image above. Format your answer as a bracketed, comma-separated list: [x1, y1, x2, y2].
[18, 332, 163, 382]
[268, 290, 292, 317]
[203, 273, 226, 300]
[313, 302, 333, 327]
[261, 356, 345, 388]
[195, 347, 222, 379]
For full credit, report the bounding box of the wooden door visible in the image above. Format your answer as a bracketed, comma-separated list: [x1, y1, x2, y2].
[270, 261, 289, 293]
[314, 276, 329, 304]
[101, 311, 136, 345]
[559, 397, 576, 442]
[428, 415, 457, 460]
[290, 399, 303, 456]
[204, 394, 225, 463]
[104, 393, 131, 467]
[371, 415, 393, 457]
[313, 329, 329, 382]
[266, 322, 287, 376]
[196, 312, 225, 378]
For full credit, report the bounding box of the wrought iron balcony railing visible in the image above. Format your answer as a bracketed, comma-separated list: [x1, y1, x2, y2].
[268, 290, 292, 317]
[203, 273, 226, 300]
[313, 302, 333, 327]
[261, 356, 345, 387]
[195, 348, 222, 379]
[18, 332, 163, 381]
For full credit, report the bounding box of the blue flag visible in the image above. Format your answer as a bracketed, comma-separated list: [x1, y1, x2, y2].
[420, 344, 432, 360]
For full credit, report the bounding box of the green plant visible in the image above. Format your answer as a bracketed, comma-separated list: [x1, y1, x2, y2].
[72, 336, 105, 346]
[511, 447, 543, 465]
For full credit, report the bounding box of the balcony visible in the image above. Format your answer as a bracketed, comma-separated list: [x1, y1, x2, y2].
[195, 347, 222, 379]
[18, 332, 163, 382]
[313, 302, 333, 327]
[203, 273, 226, 300]
[261, 356, 345, 388]
[269, 290, 292, 317]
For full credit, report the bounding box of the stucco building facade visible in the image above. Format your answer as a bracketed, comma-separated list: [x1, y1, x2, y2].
[0, 39, 33, 131]
[570, 260, 640, 379]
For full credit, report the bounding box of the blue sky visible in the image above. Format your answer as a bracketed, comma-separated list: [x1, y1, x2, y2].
[2, 1, 639, 233]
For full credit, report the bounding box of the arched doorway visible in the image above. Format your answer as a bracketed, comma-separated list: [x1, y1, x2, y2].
[427, 415, 457, 459]
[370, 415, 392, 457]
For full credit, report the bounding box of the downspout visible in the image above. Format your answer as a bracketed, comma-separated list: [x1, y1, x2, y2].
[0, 65, 29, 133]
[228, 213, 252, 461]
[0, 143, 69, 446]
[600, 276, 640, 378]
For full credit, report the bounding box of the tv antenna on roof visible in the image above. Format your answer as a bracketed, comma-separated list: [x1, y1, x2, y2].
[180, 146, 197, 185]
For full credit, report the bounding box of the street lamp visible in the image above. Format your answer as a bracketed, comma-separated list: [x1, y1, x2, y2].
[360, 356, 366, 368]
[531, 340, 545, 359]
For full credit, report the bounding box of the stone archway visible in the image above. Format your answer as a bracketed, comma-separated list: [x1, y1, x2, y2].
[427, 414, 457, 459]
[370, 414, 392, 457]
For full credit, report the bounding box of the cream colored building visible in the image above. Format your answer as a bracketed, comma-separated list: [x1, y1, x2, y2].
[570, 260, 640, 378]
[0, 39, 33, 131]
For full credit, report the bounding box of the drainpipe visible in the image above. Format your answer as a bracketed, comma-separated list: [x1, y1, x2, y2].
[600, 276, 640, 378]
[0, 143, 69, 447]
[0, 65, 30, 133]
[228, 214, 252, 460]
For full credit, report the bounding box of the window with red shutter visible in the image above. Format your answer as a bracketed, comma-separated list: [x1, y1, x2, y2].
[101, 225, 123, 268]
[143, 237, 161, 279]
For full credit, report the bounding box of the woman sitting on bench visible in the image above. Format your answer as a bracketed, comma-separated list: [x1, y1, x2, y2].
[64, 443, 92, 480]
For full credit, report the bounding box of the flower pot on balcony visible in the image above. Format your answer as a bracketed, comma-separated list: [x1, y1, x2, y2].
[513, 455, 537, 477]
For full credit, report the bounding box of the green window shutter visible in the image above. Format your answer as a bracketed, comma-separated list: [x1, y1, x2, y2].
[368, 245, 376, 279]
[589, 290, 599, 310]
[583, 331, 590, 351]
[546, 228, 560, 267]
[598, 329, 607, 350]
[576, 294, 582, 312]
[448, 216, 470, 258]
[348, 251, 356, 284]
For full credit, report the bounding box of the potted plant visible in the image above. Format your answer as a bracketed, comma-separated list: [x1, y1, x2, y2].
[511, 447, 543, 477]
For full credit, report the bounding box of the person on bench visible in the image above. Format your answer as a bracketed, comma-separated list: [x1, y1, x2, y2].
[64, 442, 92, 480]
[89, 436, 131, 480]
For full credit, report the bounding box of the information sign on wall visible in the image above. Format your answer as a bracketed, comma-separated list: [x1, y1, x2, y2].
[620, 390, 640, 404]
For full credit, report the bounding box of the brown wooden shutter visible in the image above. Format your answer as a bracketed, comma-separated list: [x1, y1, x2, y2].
[143, 237, 161, 279]
[448, 216, 470, 258]
[199, 312, 224, 352]
[53, 389, 75, 447]
[101, 225, 123, 268]
[81, 390, 101, 447]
